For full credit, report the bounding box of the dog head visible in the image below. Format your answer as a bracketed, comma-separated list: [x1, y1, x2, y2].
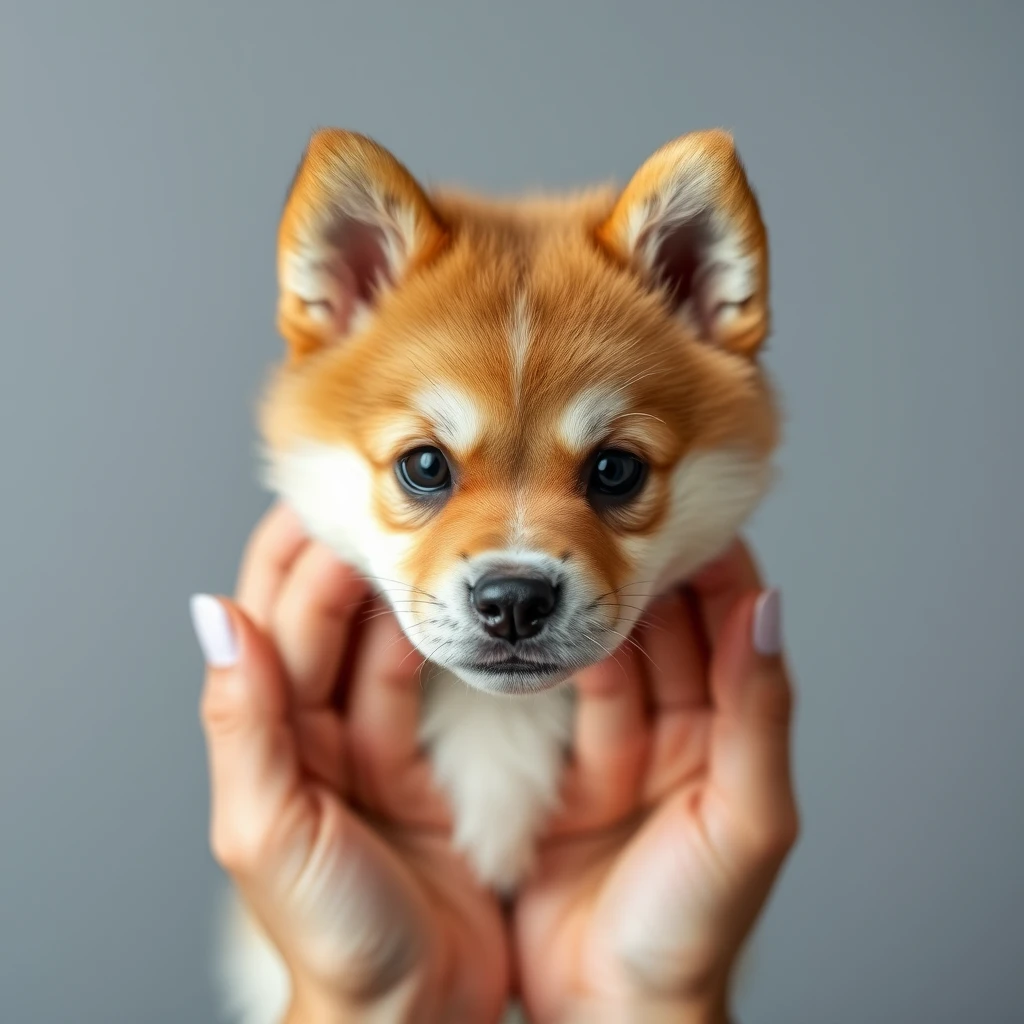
[260, 129, 779, 694]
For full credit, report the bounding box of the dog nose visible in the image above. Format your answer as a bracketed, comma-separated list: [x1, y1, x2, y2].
[472, 575, 558, 642]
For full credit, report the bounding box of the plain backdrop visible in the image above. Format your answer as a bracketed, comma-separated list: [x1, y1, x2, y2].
[2, 2, 1022, 1022]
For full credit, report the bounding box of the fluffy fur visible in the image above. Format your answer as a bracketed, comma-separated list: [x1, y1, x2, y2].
[218, 127, 780, 1021]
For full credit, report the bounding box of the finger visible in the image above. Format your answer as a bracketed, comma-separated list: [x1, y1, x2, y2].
[704, 588, 799, 853]
[637, 591, 713, 803]
[193, 595, 305, 872]
[346, 602, 426, 777]
[293, 710, 348, 792]
[638, 589, 709, 710]
[689, 539, 764, 649]
[271, 543, 370, 710]
[236, 503, 309, 628]
[568, 640, 648, 819]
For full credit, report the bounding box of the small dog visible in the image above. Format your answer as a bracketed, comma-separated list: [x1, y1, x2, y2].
[219, 127, 780, 1021]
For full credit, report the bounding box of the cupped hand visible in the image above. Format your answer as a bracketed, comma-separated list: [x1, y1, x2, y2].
[194, 504, 509, 1023]
[514, 542, 799, 1024]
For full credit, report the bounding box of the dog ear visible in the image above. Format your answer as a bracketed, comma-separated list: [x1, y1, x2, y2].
[276, 129, 447, 358]
[597, 130, 770, 356]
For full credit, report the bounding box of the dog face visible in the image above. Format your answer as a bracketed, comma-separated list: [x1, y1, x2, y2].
[261, 129, 779, 695]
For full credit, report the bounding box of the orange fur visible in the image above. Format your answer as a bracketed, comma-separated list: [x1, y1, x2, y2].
[261, 127, 778, 628]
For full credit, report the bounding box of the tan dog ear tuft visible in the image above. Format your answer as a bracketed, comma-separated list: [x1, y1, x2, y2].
[276, 129, 447, 358]
[597, 130, 770, 355]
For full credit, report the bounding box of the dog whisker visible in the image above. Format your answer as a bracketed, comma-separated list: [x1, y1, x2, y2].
[580, 630, 627, 676]
[362, 575, 438, 600]
[591, 579, 659, 602]
[359, 607, 428, 626]
[415, 640, 453, 686]
[604, 626, 660, 671]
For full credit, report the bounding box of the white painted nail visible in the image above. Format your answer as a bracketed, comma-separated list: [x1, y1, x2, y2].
[189, 595, 239, 668]
[752, 588, 782, 657]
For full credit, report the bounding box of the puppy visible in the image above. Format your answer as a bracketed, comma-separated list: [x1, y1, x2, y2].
[218, 127, 780, 1022]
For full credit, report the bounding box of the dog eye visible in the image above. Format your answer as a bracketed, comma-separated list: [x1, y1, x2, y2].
[397, 446, 452, 495]
[588, 449, 646, 503]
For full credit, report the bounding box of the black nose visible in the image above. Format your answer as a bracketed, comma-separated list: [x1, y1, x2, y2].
[471, 575, 558, 642]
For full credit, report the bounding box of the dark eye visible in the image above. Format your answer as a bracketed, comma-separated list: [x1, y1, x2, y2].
[397, 446, 452, 495]
[588, 449, 646, 503]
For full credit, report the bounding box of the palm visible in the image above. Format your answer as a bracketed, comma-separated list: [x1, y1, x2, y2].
[266, 736, 509, 1016]
[514, 705, 733, 1017]
[513, 565, 797, 1023]
[283, 622, 510, 1019]
[204, 507, 511, 1021]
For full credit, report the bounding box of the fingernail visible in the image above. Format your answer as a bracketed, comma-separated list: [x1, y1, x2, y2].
[189, 594, 239, 668]
[752, 588, 782, 657]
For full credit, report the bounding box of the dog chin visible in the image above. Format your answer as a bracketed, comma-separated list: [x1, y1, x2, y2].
[449, 662, 575, 696]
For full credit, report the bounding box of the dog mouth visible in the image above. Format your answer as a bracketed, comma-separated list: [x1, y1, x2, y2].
[464, 656, 566, 676]
[454, 654, 576, 695]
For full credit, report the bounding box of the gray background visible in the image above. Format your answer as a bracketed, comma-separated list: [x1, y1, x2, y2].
[2, 2, 1022, 1021]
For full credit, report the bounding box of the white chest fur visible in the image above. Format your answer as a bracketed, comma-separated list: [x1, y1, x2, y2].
[420, 670, 575, 892]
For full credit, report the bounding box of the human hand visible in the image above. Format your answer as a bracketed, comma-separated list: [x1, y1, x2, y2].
[514, 542, 799, 1023]
[194, 504, 509, 1023]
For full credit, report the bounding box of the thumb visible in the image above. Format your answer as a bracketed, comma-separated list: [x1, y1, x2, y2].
[706, 589, 799, 853]
[193, 594, 303, 876]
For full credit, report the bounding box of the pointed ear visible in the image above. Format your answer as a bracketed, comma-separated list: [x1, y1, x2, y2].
[276, 129, 448, 357]
[597, 130, 770, 356]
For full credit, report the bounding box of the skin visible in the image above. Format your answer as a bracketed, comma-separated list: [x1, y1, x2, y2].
[514, 547, 799, 1024]
[199, 503, 508, 1023]
[198, 504, 798, 1023]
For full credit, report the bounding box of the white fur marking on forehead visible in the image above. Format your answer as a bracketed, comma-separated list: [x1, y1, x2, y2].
[558, 387, 628, 454]
[509, 487, 529, 548]
[508, 292, 531, 404]
[413, 384, 483, 454]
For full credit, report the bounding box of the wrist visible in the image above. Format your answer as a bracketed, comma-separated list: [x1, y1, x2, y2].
[557, 999, 733, 1024]
[280, 898, 454, 1023]
[558, 993, 731, 1024]
[285, 971, 435, 1024]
